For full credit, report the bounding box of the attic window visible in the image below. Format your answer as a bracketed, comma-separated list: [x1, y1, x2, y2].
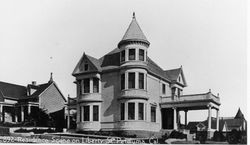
[178, 77, 181, 82]
[84, 63, 89, 71]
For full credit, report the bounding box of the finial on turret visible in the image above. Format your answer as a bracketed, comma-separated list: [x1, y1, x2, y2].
[209, 89, 211, 93]
[133, 12, 136, 19]
[49, 72, 53, 83]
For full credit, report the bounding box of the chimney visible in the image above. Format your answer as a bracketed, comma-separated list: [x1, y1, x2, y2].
[32, 81, 37, 86]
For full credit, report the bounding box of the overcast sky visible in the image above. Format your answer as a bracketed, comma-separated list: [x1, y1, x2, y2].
[0, 0, 247, 122]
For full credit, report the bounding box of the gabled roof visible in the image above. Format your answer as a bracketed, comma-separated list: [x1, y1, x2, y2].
[235, 108, 244, 119]
[73, 49, 188, 85]
[72, 53, 102, 75]
[0, 81, 27, 100]
[164, 67, 187, 86]
[118, 13, 149, 46]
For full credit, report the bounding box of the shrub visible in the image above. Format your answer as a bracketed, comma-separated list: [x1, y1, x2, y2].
[168, 130, 187, 139]
[212, 131, 226, 141]
[196, 131, 207, 144]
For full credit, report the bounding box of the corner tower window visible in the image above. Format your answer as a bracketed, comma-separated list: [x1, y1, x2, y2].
[121, 74, 125, 90]
[120, 103, 125, 120]
[128, 103, 135, 120]
[121, 50, 125, 62]
[139, 49, 145, 61]
[129, 49, 135, 60]
[139, 73, 144, 89]
[138, 103, 144, 120]
[128, 72, 135, 89]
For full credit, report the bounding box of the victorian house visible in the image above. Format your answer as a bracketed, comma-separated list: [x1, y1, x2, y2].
[68, 13, 221, 138]
[0, 73, 66, 127]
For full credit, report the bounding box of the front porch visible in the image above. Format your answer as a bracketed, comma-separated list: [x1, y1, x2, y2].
[160, 91, 221, 139]
[0, 102, 39, 123]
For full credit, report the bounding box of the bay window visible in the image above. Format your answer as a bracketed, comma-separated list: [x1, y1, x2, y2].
[93, 78, 99, 93]
[83, 78, 90, 93]
[83, 106, 90, 121]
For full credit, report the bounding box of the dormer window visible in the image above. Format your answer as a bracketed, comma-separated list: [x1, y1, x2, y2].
[129, 49, 135, 60]
[139, 49, 145, 61]
[84, 63, 89, 71]
[121, 50, 125, 62]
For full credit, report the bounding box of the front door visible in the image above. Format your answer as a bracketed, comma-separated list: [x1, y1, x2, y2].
[161, 108, 174, 129]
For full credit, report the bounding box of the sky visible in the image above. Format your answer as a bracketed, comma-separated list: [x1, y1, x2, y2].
[0, 0, 247, 122]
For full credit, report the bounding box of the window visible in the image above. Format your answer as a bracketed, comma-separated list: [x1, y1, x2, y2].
[120, 103, 125, 120]
[139, 73, 144, 89]
[84, 63, 89, 71]
[93, 78, 99, 93]
[80, 106, 82, 122]
[121, 74, 125, 90]
[151, 106, 156, 122]
[139, 49, 145, 61]
[128, 72, 135, 89]
[83, 79, 90, 93]
[129, 49, 135, 60]
[93, 105, 99, 121]
[83, 106, 90, 121]
[128, 103, 135, 120]
[121, 50, 125, 62]
[138, 103, 144, 120]
[162, 84, 166, 94]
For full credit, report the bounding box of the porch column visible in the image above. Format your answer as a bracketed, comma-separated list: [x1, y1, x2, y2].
[216, 109, 220, 131]
[67, 107, 70, 129]
[185, 110, 188, 126]
[173, 107, 177, 130]
[21, 106, 24, 122]
[90, 104, 93, 121]
[207, 105, 212, 131]
[0, 105, 2, 122]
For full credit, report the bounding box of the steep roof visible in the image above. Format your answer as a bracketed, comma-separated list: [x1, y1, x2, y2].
[235, 108, 244, 119]
[0, 81, 27, 100]
[118, 13, 149, 46]
[165, 68, 182, 81]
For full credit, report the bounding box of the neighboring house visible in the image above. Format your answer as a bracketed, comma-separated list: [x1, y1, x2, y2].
[0, 73, 66, 127]
[220, 108, 247, 132]
[187, 108, 247, 134]
[67, 13, 221, 138]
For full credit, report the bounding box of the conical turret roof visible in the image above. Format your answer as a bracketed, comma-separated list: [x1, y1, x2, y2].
[118, 13, 150, 46]
[234, 108, 244, 119]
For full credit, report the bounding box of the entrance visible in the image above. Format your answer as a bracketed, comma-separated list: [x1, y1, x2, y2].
[161, 108, 174, 129]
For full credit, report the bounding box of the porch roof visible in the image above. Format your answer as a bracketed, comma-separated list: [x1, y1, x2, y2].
[160, 92, 220, 110]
